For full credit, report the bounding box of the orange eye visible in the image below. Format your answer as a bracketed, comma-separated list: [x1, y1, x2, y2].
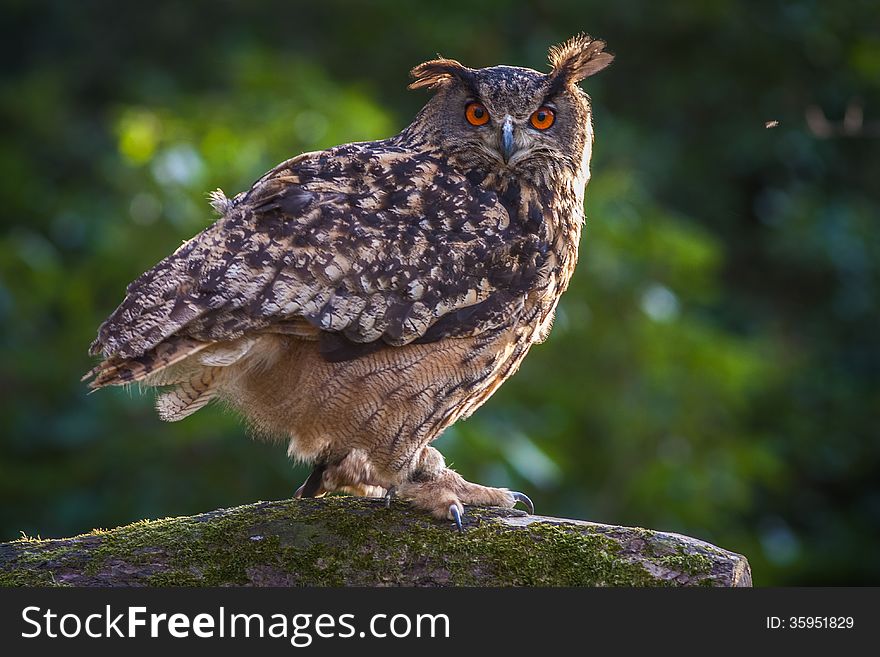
[529, 106, 555, 130]
[465, 102, 490, 126]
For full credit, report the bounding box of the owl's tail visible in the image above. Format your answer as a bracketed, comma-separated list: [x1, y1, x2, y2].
[82, 336, 258, 422]
[82, 335, 211, 389]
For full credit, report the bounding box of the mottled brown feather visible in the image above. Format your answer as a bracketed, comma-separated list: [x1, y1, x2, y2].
[89, 146, 543, 368]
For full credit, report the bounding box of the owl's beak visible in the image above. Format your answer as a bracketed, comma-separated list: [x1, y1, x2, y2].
[500, 115, 516, 163]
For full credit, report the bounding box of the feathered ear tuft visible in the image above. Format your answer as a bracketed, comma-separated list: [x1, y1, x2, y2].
[548, 34, 614, 86]
[409, 58, 472, 90]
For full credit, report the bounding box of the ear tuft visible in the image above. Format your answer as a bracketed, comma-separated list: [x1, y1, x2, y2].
[409, 58, 469, 90]
[548, 33, 614, 86]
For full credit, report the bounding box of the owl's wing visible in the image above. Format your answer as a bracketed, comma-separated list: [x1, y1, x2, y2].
[90, 142, 547, 365]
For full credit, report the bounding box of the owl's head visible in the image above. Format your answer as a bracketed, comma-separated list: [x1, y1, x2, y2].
[408, 34, 613, 183]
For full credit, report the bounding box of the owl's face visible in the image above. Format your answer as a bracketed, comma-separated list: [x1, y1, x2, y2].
[408, 35, 613, 184]
[425, 65, 591, 178]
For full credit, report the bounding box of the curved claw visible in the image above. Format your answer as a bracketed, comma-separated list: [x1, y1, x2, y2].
[511, 491, 535, 515]
[449, 504, 464, 533]
[294, 463, 327, 499]
[384, 486, 398, 508]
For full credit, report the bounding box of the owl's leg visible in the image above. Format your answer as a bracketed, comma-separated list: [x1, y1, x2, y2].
[295, 450, 387, 499]
[395, 446, 533, 532]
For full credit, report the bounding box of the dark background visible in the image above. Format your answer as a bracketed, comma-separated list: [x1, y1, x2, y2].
[1, 0, 878, 585]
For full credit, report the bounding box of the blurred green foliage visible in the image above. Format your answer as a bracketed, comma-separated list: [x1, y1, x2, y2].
[1, 0, 878, 585]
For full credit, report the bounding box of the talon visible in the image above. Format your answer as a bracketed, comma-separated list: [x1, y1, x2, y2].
[449, 504, 464, 533]
[295, 463, 327, 499]
[511, 491, 534, 515]
[384, 486, 398, 508]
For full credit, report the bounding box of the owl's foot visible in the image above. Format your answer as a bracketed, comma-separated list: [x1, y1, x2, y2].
[294, 450, 387, 499]
[396, 466, 533, 532]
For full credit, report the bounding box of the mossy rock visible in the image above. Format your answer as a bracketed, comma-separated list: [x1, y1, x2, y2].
[0, 497, 751, 587]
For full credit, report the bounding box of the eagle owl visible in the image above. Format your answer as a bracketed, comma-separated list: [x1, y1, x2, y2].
[85, 35, 613, 530]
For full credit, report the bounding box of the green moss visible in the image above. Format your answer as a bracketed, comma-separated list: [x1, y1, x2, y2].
[1, 498, 730, 586]
[0, 542, 81, 587]
[82, 506, 297, 586]
[183, 499, 664, 586]
[0, 569, 61, 587]
[655, 549, 713, 578]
